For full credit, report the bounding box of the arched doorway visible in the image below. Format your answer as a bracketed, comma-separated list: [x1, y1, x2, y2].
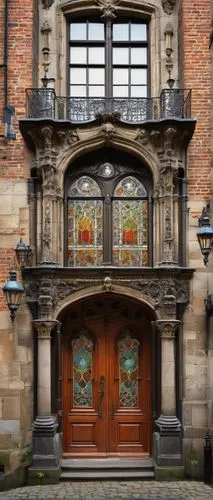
[61, 294, 155, 457]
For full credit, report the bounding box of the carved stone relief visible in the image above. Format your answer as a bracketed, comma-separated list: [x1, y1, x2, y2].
[41, 0, 54, 9]
[162, 0, 176, 15]
[95, 0, 120, 19]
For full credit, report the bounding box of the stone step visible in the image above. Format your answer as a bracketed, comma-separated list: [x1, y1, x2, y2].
[60, 458, 155, 480]
[61, 458, 154, 469]
[60, 470, 155, 480]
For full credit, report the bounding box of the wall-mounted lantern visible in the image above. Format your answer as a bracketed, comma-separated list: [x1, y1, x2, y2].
[15, 238, 32, 267]
[196, 207, 213, 266]
[2, 270, 24, 321]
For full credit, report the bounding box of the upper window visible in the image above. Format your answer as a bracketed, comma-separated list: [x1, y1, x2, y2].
[69, 20, 148, 98]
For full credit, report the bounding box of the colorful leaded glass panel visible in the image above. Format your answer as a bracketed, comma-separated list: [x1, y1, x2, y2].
[68, 176, 103, 266]
[114, 176, 147, 197]
[69, 176, 101, 197]
[117, 333, 140, 407]
[113, 199, 148, 266]
[72, 334, 93, 407]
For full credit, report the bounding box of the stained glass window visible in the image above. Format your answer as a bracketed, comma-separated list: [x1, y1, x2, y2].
[117, 333, 140, 407]
[113, 177, 148, 266]
[72, 333, 93, 407]
[68, 176, 103, 266]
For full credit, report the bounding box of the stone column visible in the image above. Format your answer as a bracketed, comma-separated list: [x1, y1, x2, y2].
[153, 319, 183, 471]
[28, 318, 61, 481]
[33, 320, 58, 416]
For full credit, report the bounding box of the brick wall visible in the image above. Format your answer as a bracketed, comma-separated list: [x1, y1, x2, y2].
[179, 0, 211, 200]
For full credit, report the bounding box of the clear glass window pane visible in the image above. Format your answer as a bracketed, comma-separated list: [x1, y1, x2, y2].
[70, 47, 87, 65]
[88, 23, 104, 40]
[131, 86, 147, 97]
[113, 48, 129, 65]
[89, 86, 105, 97]
[113, 68, 128, 85]
[89, 68, 105, 85]
[131, 23, 147, 41]
[70, 86, 87, 97]
[113, 86, 129, 97]
[70, 23, 87, 40]
[113, 24, 129, 41]
[131, 48, 147, 65]
[131, 69, 147, 85]
[70, 68, 86, 85]
[88, 47, 105, 65]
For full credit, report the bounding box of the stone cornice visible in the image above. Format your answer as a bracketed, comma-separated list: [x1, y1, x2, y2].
[23, 265, 194, 282]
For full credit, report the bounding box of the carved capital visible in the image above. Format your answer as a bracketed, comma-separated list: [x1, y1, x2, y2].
[162, 0, 176, 15]
[155, 319, 180, 339]
[33, 319, 59, 339]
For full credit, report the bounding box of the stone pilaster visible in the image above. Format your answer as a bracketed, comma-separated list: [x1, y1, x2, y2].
[153, 319, 182, 468]
[29, 318, 61, 479]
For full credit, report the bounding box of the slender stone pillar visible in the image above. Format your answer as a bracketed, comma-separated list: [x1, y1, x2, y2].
[33, 320, 58, 416]
[28, 319, 61, 483]
[153, 319, 183, 470]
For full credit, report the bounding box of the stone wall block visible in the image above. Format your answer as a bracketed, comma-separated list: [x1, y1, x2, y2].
[2, 397, 20, 420]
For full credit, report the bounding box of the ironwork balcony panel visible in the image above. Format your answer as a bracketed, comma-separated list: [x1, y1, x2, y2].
[25, 89, 192, 123]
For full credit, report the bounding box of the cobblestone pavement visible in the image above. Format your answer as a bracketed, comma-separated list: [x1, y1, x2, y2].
[0, 480, 213, 500]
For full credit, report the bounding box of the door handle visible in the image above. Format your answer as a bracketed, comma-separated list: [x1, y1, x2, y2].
[98, 375, 105, 418]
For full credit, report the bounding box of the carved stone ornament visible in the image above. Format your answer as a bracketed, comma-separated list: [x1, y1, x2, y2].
[162, 0, 176, 15]
[155, 319, 180, 339]
[96, 0, 120, 19]
[41, 0, 54, 9]
[41, 20, 52, 34]
[103, 276, 112, 291]
[32, 319, 59, 338]
[100, 123, 116, 144]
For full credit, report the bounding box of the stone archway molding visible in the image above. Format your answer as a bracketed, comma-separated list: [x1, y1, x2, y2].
[53, 282, 160, 321]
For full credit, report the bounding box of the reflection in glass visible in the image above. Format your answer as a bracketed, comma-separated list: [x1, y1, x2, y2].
[88, 47, 105, 65]
[131, 47, 147, 65]
[131, 86, 147, 97]
[70, 68, 86, 84]
[70, 47, 87, 64]
[70, 85, 86, 97]
[113, 86, 129, 97]
[88, 23, 104, 40]
[89, 86, 105, 97]
[70, 23, 87, 40]
[89, 68, 105, 84]
[131, 24, 147, 41]
[113, 68, 128, 85]
[131, 68, 147, 85]
[113, 48, 129, 65]
[113, 23, 129, 41]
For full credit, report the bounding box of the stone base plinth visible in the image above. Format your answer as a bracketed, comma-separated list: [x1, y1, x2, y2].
[153, 431, 182, 467]
[31, 416, 61, 469]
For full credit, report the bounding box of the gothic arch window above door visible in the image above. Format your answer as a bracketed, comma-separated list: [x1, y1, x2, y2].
[66, 154, 152, 267]
[69, 19, 149, 100]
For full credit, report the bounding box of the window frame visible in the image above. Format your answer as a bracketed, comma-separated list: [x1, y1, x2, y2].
[68, 18, 150, 99]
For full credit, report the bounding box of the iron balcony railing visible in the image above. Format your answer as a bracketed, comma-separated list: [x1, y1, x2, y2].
[25, 88, 192, 123]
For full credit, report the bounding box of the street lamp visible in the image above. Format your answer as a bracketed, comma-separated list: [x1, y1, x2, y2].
[2, 270, 24, 321]
[196, 207, 213, 266]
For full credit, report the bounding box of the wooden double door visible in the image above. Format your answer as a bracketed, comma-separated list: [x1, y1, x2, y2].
[63, 312, 152, 456]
